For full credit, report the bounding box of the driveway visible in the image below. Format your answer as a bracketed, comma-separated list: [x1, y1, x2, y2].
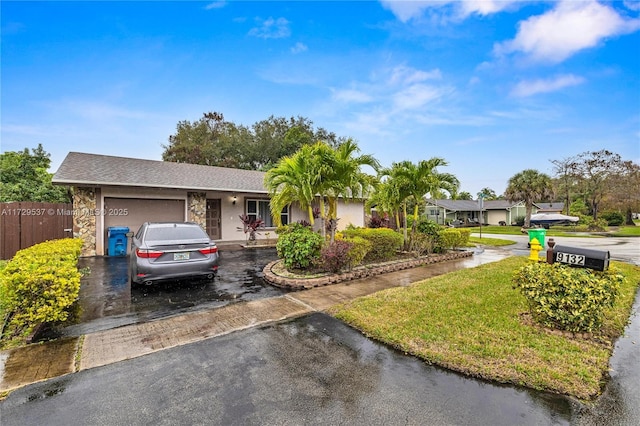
[45, 246, 285, 337]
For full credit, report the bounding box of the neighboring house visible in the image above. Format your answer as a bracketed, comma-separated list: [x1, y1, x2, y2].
[424, 199, 564, 226]
[52, 152, 366, 256]
[535, 202, 565, 214]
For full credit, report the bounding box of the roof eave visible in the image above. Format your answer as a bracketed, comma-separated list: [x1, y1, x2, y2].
[51, 179, 268, 194]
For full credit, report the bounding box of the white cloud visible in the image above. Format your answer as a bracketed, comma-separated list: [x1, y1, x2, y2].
[249, 17, 291, 39]
[290, 42, 308, 54]
[495, 0, 640, 64]
[393, 84, 447, 109]
[511, 74, 586, 97]
[379, 0, 520, 22]
[379, 0, 437, 23]
[389, 65, 442, 85]
[624, 0, 640, 12]
[458, 0, 520, 17]
[204, 1, 226, 10]
[332, 88, 373, 104]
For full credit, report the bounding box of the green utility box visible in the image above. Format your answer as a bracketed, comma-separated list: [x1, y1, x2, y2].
[527, 228, 547, 249]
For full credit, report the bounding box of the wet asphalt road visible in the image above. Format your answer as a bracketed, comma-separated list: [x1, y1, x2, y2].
[1, 313, 577, 426]
[4, 305, 639, 425]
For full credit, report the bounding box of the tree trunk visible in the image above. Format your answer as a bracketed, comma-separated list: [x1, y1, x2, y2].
[626, 208, 635, 226]
[402, 202, 408, 250]
[524, 203, 533, 228]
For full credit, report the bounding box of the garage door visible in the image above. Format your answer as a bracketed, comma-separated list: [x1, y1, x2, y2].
[103, 198, 185, 252]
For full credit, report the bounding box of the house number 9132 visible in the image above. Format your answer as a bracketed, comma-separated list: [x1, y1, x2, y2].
[556, 252, 586, 266]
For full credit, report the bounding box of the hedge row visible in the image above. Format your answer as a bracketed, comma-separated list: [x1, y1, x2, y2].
[0, 238, 83, 346]
[340, 227, 404, 262]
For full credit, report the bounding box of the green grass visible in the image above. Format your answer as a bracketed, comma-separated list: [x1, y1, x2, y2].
[610, 225, 640, 237]
[330, 258, 640, 400]
[469, 225, 594, 237]
[468, 236, 516, 247]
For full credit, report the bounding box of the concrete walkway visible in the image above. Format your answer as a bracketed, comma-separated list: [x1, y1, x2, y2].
[0, 247, 510, 394]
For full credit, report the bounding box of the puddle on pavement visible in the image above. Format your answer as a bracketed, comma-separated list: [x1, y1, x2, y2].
[0, 338, 78, 391]
[38, 248, 285, 339]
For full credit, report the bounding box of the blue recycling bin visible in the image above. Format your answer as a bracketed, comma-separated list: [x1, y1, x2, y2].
[107, 227, 130, 256]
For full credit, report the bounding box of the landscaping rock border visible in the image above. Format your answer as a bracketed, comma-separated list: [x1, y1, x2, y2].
[263, 250, 474, 290]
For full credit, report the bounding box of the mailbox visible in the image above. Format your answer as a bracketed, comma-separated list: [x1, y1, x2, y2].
[552, 244, 610, 271]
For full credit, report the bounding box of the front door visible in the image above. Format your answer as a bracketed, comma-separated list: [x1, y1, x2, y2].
[206, 199, 221, 240]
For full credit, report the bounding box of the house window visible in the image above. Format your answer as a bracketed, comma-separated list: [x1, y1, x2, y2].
[246, 199, 289, 227]
[429, 209, 439, 216]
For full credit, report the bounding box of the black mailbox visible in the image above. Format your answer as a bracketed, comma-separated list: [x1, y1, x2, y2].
[552, 244, 610, 271]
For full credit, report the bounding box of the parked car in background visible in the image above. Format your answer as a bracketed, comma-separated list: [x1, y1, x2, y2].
[130, 222, 219, 285]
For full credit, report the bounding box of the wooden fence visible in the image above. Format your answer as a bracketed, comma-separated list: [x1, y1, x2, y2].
[0, 202, 73, 260]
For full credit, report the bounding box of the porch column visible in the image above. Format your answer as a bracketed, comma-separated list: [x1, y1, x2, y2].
[73, 187, 97, 256]
[187, 192, 207, 230]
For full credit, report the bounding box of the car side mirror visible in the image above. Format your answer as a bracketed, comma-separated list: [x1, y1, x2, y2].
[126, 232, 134, 237]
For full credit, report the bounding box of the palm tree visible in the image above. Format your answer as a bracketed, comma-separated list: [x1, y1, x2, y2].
[319, 139, 380, 241]
[366, 178, 404, 230]
[265, 140, 378, 242]
[382, 158, 459, 249]
[504, 169, 554, 228]
[264, 144, 318, 226]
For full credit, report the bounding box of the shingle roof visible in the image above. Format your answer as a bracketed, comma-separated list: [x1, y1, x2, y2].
[52, 152, 268, 193]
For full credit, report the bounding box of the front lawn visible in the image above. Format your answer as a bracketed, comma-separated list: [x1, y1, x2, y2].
[610, 225, 640, 237]
[330, 257, 640, 400]
[468, 225, 594, 237]
[468, 236, 516, 247]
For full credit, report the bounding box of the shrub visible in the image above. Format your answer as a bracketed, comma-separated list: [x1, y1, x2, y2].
[0, 238, 83, 345]
[601, 211, 624, 227]
[320, 240, 353, 273]
[514, 216, 525, 226]
[339, 235, 372, 267]
[439, 228, 471, 250]
[276, 224, 323, 270]
[368, 215, 390, 228]
[512, 262, 625, 333]
[578, 216, 608, 232]
[414, 219, 444, 253]
[341, 227, 403, 262]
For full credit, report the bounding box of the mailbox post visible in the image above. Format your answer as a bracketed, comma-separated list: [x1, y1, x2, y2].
[552, 244, 610, 271]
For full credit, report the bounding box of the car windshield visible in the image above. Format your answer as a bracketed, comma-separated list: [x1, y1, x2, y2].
[144, 225, 208, 242]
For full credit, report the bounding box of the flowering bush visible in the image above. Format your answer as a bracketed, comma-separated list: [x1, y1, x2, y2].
[321, 240, 354, 273]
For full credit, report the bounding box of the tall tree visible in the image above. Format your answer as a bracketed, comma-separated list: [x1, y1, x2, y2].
[264, 144, 319, 227]
[321, 139, 380, 241]
[601, 160, 640, 225]
[0, 144, 69, 203]
[571, 150, 629, 220]
[379, 158, 458, 249]
[477, 187, 498, 200]
[163, 112, 344, 171]
[265, 140, 378, 242]
[504, 169, 553, 228]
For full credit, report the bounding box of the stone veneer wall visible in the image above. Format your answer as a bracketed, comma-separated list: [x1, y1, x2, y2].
[188, 192, 207, 230]
[73, 187, 97, 256]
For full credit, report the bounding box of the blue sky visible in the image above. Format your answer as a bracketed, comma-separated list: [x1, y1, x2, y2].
[2, 1, 639, 197]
